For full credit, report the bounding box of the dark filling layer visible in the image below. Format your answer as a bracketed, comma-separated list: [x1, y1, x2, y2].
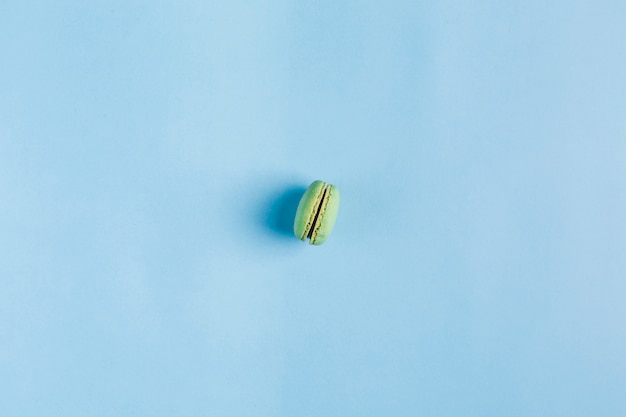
[307, 186, 328, 240]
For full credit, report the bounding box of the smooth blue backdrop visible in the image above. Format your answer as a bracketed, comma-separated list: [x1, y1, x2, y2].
[1, 1, 625, 416]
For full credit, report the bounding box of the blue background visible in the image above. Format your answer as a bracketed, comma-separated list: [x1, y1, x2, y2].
[1, 1, 625, 416]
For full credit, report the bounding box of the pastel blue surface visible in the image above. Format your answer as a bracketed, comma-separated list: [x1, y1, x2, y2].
[2, 1, 625, 416]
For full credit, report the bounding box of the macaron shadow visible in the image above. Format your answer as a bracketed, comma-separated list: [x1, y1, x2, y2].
[264, 186, 307, 238]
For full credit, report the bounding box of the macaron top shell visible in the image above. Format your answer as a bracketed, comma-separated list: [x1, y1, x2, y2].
[294, 180, 340, 245]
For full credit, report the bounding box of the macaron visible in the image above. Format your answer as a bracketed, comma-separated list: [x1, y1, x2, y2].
[293, 180, 340, 245]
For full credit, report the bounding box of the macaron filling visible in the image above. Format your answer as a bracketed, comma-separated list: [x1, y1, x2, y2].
[307, 185, 329, 240]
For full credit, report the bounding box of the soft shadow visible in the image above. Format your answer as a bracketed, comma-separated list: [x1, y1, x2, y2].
[264, 186, 307, 238]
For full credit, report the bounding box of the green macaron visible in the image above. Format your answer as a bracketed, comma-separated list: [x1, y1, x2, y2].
[293, 180, 340, 245]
